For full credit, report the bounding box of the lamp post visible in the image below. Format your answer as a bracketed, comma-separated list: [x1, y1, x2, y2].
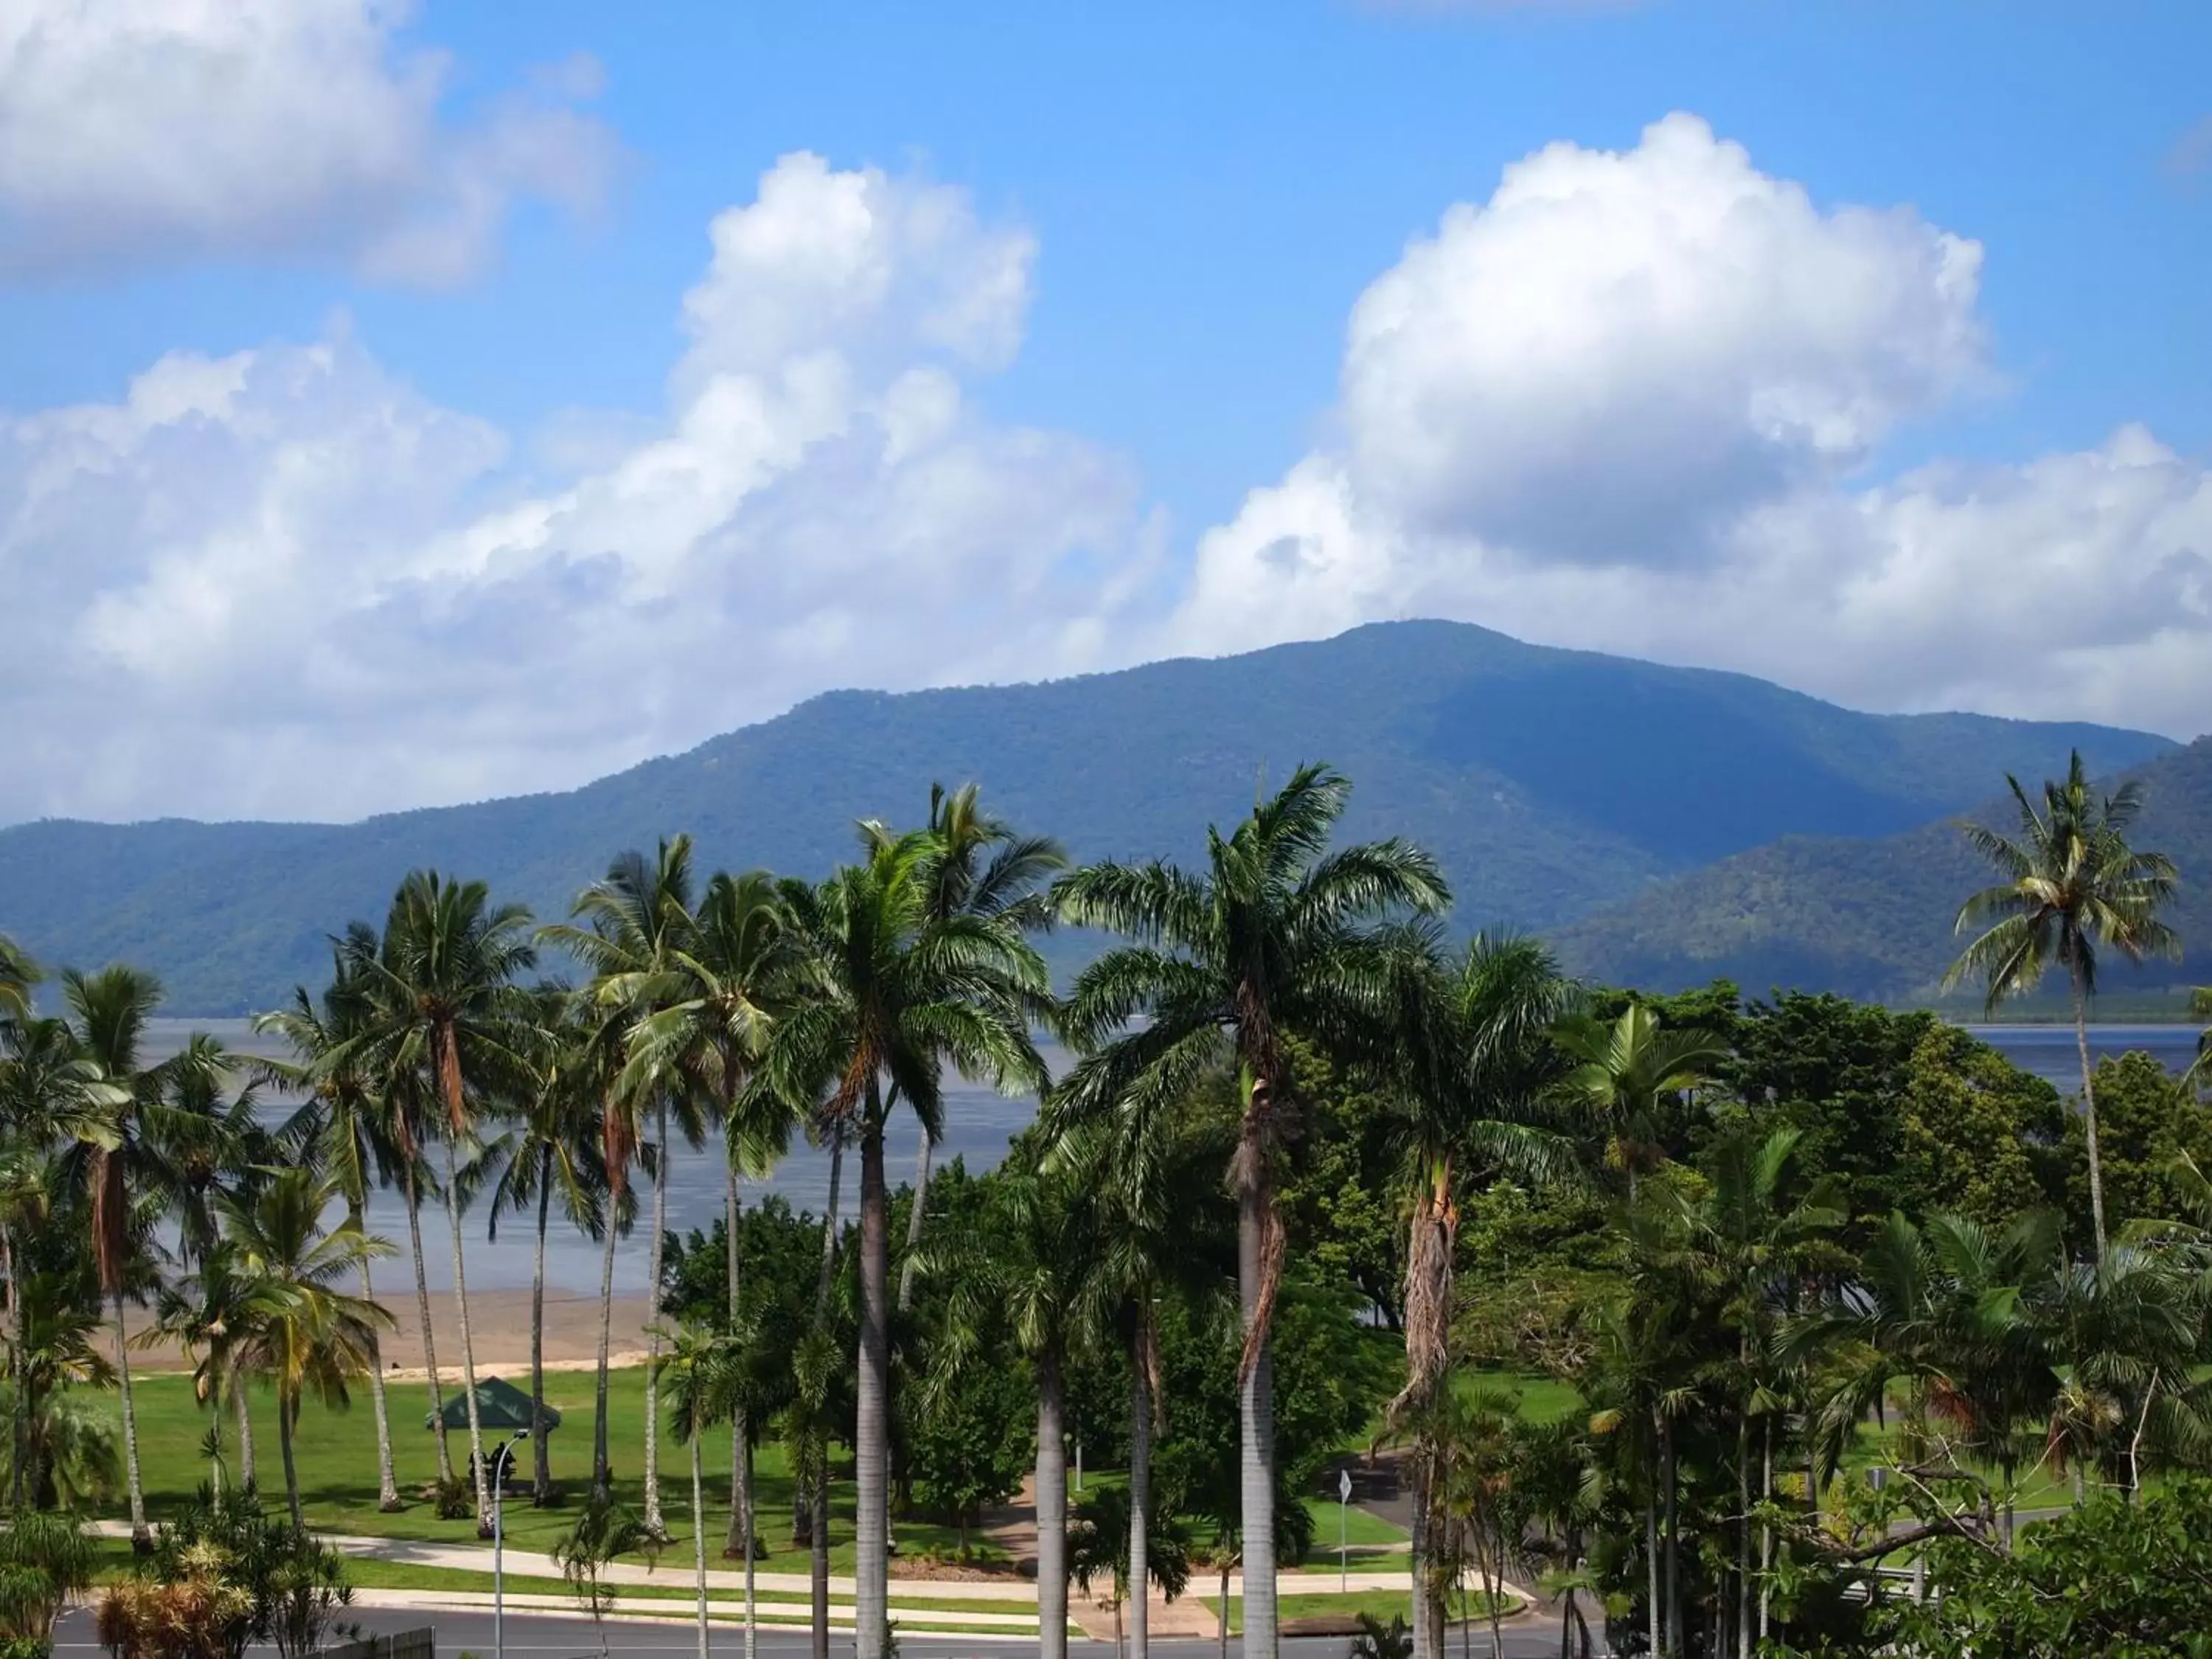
[494, 1430, 530, 1659]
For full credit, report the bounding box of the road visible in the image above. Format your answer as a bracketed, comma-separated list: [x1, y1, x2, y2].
[57, 1603, 1571, 1659]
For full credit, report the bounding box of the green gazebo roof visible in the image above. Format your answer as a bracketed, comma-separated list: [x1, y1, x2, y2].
[425, 1376, 562, 1433]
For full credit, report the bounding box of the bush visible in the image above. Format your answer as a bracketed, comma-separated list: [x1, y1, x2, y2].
[433, 1476, 473, 1520]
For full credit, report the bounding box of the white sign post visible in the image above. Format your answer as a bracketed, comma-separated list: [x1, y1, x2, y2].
[1338, 1467, 1353, 1593]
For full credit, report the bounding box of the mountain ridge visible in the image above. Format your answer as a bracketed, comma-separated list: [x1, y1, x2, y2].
[0, 620, 2180, 1012]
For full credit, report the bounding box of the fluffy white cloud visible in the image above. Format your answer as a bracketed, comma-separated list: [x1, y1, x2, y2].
[1169, 115, 2212, 737]
[0, 156, 1141, 821]
[0, 0, 616, 282]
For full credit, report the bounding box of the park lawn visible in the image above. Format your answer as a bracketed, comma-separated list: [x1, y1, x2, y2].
[1222, 1588, 1519, 1634]
[105, 1367, 1003, 1573]
[1300, 1495, 1406, 1548]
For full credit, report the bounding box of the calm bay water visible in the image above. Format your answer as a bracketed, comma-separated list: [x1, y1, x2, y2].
[143, 1017, 2203, 1294]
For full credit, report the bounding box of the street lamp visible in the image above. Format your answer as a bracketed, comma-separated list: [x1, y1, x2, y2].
[493, 1430, 530, 1659]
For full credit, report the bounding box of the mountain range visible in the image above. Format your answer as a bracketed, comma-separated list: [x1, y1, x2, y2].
[0, 620, 2191, 1014]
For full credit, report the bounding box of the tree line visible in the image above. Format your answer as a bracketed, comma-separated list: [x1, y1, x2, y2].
[0, 754, 2208, 1659]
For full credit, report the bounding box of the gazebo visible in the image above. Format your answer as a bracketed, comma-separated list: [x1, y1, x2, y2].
[427, 1377, 561, 1487]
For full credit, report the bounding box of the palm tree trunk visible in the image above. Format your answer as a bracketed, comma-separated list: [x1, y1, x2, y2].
[279, 1392, 305, 1531]
[352, 1193, 402, 1512]
[1128, 1362, 1151, 1659]
[405, 1161, 454, 1485]
[206, 1371, 227, 1492]
[1757, 1420, 1773, 1645]
[1, 1225, 20, 1512]
[111, 1288, 148, 1545]
[809, 1450, 830, 1659]
[1736, 1403, 1752, 1659]
[797, 1129, 845, 1548]
[442, 1135, 493, 1531]
[1411, 1462, 1443, 1659]
[692, 1430, 710, 1659]
[1662, 1416, 1681, 1658]
[532, 1151, 553, 1503]
[233, 1368, 257, 1491]
[2072, 963, 2108, 1256]
[1235, 1166, 1277, 1659]
[644, 1096, 671, 1538]
[853, 1119, 891, 1659]
[725, 1172, 747, 1556]
[1644, 1448, 1660, 1659]
[742, 1440, 758, 1659]
[896, 1128, 931, 1313]
[594, 1183, 620, 1500]
[1218, 1559, 1231, 1659]
[1037, 1351, 1070, 1659]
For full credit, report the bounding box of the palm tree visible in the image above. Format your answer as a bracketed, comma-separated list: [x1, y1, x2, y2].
[1666, 1128, 1846, 1654]
[351, 871, 538, 1529]
[889, 783, 1063, 1312]
[543, 838, 703, 1537]
[220, 1165, 393, 1529]
[2185, 986, 2211, 1094]
[7, 1266, 119, 1511]
[661, 1321, 742, 1659]
[1553, 1003, 1728, 1197]
[1070, 1481, 1192, 1659]
[480, 990, 610, 1504]
[0, 1015, 121, 1509]
[142, 1244, 289, 1494]
[777, 1322, 841, 1659]
[1384, 933, 1575, 1659]
[756, 828, 1048, 1659]
[58, 965, 213, 1546]
[0, 934, 35, 1028]
[255, 952, 409, 1510]
[613, 867, 797, 1554]
[1050, 763, 1449, 1657]
[1944, 750, 2181, 1255]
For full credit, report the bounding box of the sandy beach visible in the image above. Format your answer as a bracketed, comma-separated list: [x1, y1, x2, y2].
[128, 1287, 661, 1376]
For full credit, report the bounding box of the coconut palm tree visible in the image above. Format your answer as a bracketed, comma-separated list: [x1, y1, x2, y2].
[542, 838, 703, 1537]
[755, 829, 1048, 1659]
[220, 1166, 393, 1530]
[142, 1243, 291, 1495]
[349, 871, 538, 1529]
[1944, 750, 2181, 1255]
[1553, 1003, 1728, 1198]
[1050, 763, 1450, 1658]
[0, 935, 35, 1029]
[1070, 1481, 1192, 1659]
[612, 867, 798, 1554]
[888, 783, 1063, 1312]
[57, 964, 216, 1546]
[479, 990, 610, 1504]
[8, 1267, 119, 1511]
[255, 953, 409, 1509]
[661, 1320, 742, 1659]
[1382, 933, 1576, 1659]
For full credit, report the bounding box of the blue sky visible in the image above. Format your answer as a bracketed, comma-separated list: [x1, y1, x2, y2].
[1, 1, 2207, 823]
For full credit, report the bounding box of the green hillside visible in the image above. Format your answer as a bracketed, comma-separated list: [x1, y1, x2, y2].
[1554, 734, 2212, 1002]
[0, 620, 2177, 1012]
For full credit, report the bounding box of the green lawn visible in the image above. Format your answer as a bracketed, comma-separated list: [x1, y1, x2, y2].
[104, 1367, 1006, 1572]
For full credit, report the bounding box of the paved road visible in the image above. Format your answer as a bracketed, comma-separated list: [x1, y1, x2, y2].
[57, 1603, 1569, 1659]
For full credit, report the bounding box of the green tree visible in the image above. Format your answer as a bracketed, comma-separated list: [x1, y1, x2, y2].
[254, 950, 408, 1511]
[659, 1321, 742, 1659]
[1893, 1024, 2065, 1230]
[347, 871, 538, 1529]
[1554, 1002, 1728, 1197]
[1944, 749, 2183, 1255]
[0, 1510, 97, 1657]
[220, 1166, 392, 1531]
[2061, 1051, 2212, 1239]
[1051, 762, 1448, 1658]
[757, 827, 1047, 1659]
[144, 1246, 288, 1495]
[1070, 1481, 1192, 1659]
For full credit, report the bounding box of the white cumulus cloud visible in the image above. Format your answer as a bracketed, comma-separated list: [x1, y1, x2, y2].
[0, 156, 1142, 822]
[0, 0, 616, 283]
[1166, 114, 2212, 738]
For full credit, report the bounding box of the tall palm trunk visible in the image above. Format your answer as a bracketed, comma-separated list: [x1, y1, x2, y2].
[352, 1193, 401, 1512]
[594, 1183, 620, 1499]
[233, 1369, 257, 1490]
[1736, 1397, 1752, 1659]
[442, 1133, 493, 1529]
[809, 1449, 830, 1659]
[1128, 1361, 1151, 1659]
[725, 1172, 748, 1557]
[2071, 961, 2109, 1255]
[853, 1119, 891, 1659]
[1399, 1164, 1453, 1659]
[1662, 1416, 1682, 1658]
[2, 1225, 21, 1512]
[279, 1391, 305, 1531]
[896, 1128, 931, 1312]
[795, 1130, 846, 1547]
[644, 1095, 671, 1538]
[1410, 1464, 1443, 1659]
[404, 1160, 455, 1484]
[206, 1371, 228, 1490]
[690, 1430, 710, 1659]
[1235, 1164, 1277, 1659]
[1037, 1352, 1069, 1659]
[532, 1150, 554, 1503]
[1644, 1433, 1661, 1659]
[742, 1441, 759, 1659]
[1757, 1421, 1774, 1645]
[111, 1288, 148, 1545]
